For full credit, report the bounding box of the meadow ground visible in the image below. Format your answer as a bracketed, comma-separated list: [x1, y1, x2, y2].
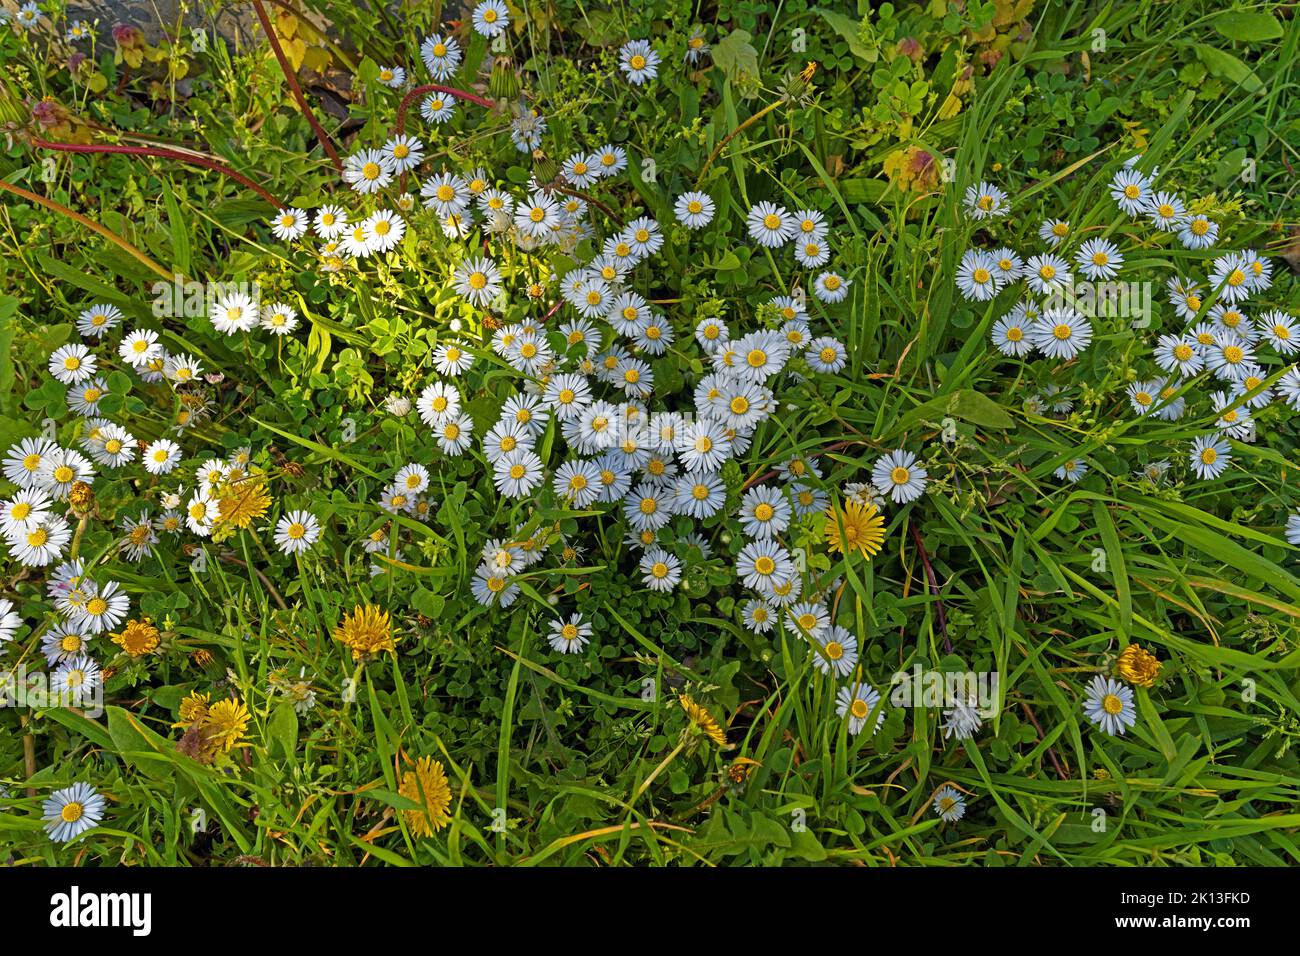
[0, 0, 1297, 871]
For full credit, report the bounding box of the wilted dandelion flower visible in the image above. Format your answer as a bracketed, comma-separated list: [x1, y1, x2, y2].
[1116, 644, 1162, 688]
[679, 695, 727, 746]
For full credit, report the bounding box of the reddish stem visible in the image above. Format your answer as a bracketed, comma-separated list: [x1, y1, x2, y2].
[251, 0, 342, 172]
[396, 83, 496, 135]
[909, 521, 952, 655]
[30, 136, 284, 208]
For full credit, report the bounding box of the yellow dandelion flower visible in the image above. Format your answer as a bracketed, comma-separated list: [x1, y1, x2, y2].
[173, 690, 211, 728]
[824, 499, 886, 558]
[398, 756, 452, 836]
[333, 604, 396, 660]
[110, 618, 161, 657]
[679, 694, 727, 746]
[213, 472, 273, 530]
[1116, 644, 1162, 688]
[200, 697, 251, 753]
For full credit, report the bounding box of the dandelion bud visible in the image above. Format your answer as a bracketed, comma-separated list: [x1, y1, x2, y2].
[490, 57, 522, 101]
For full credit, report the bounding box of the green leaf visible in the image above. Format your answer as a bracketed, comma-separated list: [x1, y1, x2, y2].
[1211, 12, 1283, 42]
[1192, 43, 1263, 92]
[712, 29, 759, 82]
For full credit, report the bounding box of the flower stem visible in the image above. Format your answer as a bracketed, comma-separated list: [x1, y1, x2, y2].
[0, 179, 174, 282]
[251, 0, 342, 172]
[29, 136, 284, 208]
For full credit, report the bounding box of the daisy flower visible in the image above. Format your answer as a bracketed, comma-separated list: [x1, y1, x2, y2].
[813, 271, 851, 303]
[548, 613, 591, 653]
[1082, 675, 1137, 736]
[515, 191, 562, 239]
[383, 134, 424, 173]
[956, 249, 1000, 301]
[1189, 434, 1231, 480]
[1075, 238, 1123, 280]
[1024, 253, 1072, 295]
[119, 329, 161, 367]
[342, 148, 395, 195]
[210, 291, 259, 334]
[1257, 310, 1299, 355]
[619, 39, 661, 85]
[1286, 508, 1300, 546]
[421, 93, 457, 124]
[811, 625, 859, 679]
[1127, 380, 1161, 416]
[1154, 333, 1204, 378]
[313, 205, 348, 238]
[0, 598, 20, 644]
[1038, 218, 1071, 246]
[270, 207, 309, 241]
[992, 311, 1033, 357]
[143, 439, 182, 475]
[43, 782, 105, 843]
[450, 256, 502, 309]
[72, 580, 129, 634]
[1145, 191, 1187, 231]
[420, 34, 462, 80]
[736, 541, 794, 594]
[10, 515, 72, 566]
[552, 459, 603, 508]
[1054, 457, 1089, 482]
[836, 681, 884, 735]
[1204, 335, 1254, 382]
[963, 181, 1010, 220]
[674, 418, 732, 472]
[740, 599, 776, 634]
[1109, 167, 1152, 216]
[738, 484, 791, 540]
[435, 414, 475, 455]
[52, 656, 101, 706]
[674, 191, 715, 229]
[640, 548, 682, 591]
[1178, 214, 1218, 250]
[934, 786, 966, 822]
[1031, 307, 1092, 361]
[275, 510, 321, 555]
[746, 201, 794, 248]
[673, 472, 726, 519]
[1209, 253, 1255, 304]
[872, 450, 928, 504]
[48, 344, 95, 385]
[432, 341, 474, 376]
[260, 302, 299, 335]
[76, 303, 121, 338]
[376, 64, 406, 88]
